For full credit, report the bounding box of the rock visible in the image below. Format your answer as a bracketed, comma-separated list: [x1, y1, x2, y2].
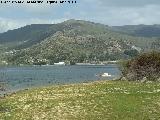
[146, 81, 152, 84]
[120, 77, 127, 81]
[141, 77, 147, 83]
[157, 78, 160, 82]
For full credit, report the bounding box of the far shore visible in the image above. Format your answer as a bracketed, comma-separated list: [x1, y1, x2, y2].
[0, 62, 118, 67]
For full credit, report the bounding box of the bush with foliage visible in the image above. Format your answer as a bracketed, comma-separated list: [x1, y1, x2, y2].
[120, 51, 160, 81]
[0, 82, 5, 91]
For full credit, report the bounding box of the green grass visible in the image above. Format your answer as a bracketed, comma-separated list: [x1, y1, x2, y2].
[0, 81, 160, 120]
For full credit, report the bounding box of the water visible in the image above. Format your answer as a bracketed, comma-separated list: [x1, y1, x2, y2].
[0, 64, 120, 94]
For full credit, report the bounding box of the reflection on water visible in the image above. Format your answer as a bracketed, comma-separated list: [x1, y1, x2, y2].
[0, 65, 120, 94]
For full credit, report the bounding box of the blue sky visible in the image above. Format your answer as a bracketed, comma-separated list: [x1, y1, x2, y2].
[0, 0, 160, 33]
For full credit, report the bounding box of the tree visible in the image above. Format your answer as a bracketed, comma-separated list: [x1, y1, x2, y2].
[120, 51, 160, 81]
[124, 49, 139, 57]
[0, 82, 5, 92]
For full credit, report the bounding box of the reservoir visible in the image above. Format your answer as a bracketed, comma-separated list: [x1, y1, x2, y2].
[0, 64, 120, 94]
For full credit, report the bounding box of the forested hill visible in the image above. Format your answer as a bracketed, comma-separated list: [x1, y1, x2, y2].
[0, 20, 110, 49]
[112, 24, 160, 37]
[0, 19, 159, 65]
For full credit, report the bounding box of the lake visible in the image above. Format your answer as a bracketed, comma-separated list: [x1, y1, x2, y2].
[0, 64, 120, 94]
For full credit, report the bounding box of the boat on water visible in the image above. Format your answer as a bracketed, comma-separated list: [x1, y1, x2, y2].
[54, 62, 65, 65]
[96, 73, 112, 77]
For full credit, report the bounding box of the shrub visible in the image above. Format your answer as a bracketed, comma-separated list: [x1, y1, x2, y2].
[0, 82, 6, 91]
[120, 51, 160, 81]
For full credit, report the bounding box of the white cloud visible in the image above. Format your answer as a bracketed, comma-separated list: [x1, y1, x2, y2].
[0, 18, 67, 33]
[101, 5, 160, 25]
[1, 0, 160, 32]
[0, 18, 22, 33]
[76, 3, 160, 26]
[97, 0, 160, 7]
[0, 0, 59, 15]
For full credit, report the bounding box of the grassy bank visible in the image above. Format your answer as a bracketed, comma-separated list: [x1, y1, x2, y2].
[0, 81, 160, 120]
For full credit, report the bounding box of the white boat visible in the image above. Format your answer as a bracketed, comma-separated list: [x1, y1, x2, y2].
[54, 62, 65, 65]
[96, 73, 112, 77]
[101, 73, 111, 77]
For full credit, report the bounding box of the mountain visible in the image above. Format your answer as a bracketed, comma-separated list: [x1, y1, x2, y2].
[0, 19, 159, 65]
[0, 24, 51, 49]
[0, 20, 110, 50]
[112, 24, 160, 37]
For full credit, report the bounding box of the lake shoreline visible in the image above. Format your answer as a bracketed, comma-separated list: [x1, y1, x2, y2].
[1, 79, 113, 98]
[0, 65, 120, 96]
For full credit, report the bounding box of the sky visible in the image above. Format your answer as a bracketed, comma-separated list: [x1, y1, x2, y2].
[0, 0, 160, 33]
